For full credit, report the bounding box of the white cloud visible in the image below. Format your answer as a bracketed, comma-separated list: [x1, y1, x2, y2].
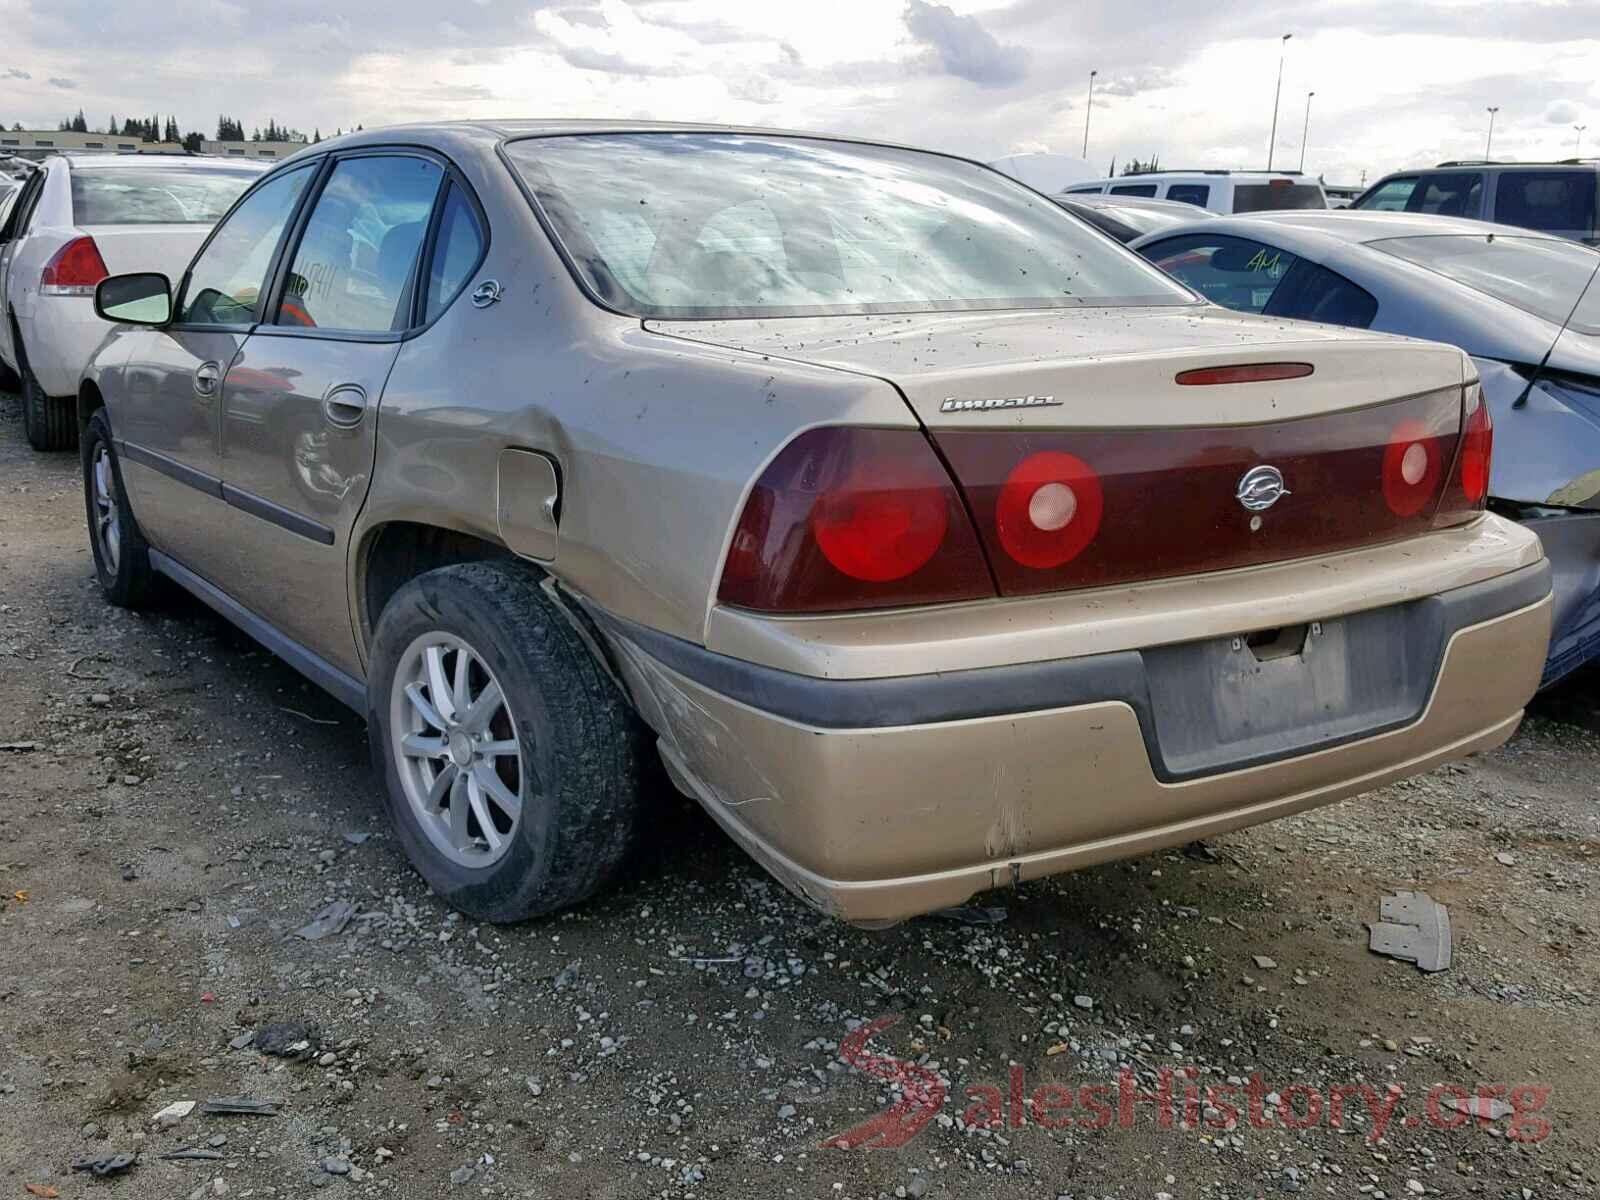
[1544, 99, 1582, 124]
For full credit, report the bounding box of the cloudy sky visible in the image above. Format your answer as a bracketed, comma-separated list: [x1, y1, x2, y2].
[1, 0, 1596, 185]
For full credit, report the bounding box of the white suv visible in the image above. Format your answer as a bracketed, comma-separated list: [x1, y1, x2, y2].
[1064, 170, 1327, 215]
[0, 154, 264, 449]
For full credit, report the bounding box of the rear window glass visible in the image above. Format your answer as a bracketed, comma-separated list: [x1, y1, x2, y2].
[1165, 184, 1210, 206]
[1143, 235, 1298, 314]
[1372, 234, 1600, 334]
[1232, 183, 1326, 213]
[1493, 171, 1597, 237]
[1110, 183, 1158, 197]
[70, 168, 259, 225]
[505, 133, 1195, 319]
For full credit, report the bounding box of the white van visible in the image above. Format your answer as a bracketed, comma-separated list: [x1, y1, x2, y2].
[1063, 170, 1327, 214]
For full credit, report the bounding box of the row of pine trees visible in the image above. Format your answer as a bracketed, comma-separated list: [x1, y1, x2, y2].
[43, 110, 354, 154]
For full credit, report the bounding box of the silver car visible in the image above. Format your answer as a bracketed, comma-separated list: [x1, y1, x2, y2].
[1131, 209, 1600, 684]
[0, 154, 265, 449]
[76, 124, 1549, 925]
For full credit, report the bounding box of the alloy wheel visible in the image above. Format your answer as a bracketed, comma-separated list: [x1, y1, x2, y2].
[91, 445, 121, 576]
[389, 633, 525, 868]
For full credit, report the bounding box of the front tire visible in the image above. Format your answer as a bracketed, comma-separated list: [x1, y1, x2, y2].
[82, 409, 158, 609]
[22, 363, 77, 452]
[368, 562, 648, 921]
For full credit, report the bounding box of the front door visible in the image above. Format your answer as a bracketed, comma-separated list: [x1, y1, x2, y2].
[112, 163, 316, 582]
[214, 152, 444, 675]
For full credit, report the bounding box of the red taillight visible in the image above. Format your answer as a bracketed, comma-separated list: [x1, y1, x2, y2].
[718, 427, 994, 613]
[1460, 393, 1492, 503]
[1434, 382, 1493, 526]
[1381, 418, 1447, 517]
[995, 451, 1103, 568]
[40, 236, 110, 295]
[1175, 362, 1314, 386]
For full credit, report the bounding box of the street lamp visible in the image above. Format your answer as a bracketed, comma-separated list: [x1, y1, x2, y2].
[1485, 106, 1499, 160]
[1267, 33, 1292, 170]
[1082, 70, 1097, 159]
[1577, 124, 1589, 157]
[1298, 90, 1315, 172]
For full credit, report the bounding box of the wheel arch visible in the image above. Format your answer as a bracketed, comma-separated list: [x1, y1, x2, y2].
[355, 519, 522, 654]
[77, 377, 105, 435]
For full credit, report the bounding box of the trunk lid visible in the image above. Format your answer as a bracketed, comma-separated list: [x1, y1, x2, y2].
[78, 224, 210, 280]
[654, 307, 1479, 599]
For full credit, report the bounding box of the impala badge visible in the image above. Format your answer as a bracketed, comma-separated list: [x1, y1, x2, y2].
[1236, 464, 1289, 512]
[940, 394, 1061, 413]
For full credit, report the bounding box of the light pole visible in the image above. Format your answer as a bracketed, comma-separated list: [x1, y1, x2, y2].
[1082, 70, 1097, 159]
[1267, 33, 1292, 171]
[1485, 106, 1499, 160]
[1577, 124, 1588, 156]
[1298, 90, 1314, 172]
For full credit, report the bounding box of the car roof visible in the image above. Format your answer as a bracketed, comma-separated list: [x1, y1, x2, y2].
[45, 153, 270, 172]
[1066, 194, 1218, 217]
[1211, 209, 1557, 242]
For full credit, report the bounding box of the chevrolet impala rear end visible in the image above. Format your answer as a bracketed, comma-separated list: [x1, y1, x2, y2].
[497, 131, 1549, 924]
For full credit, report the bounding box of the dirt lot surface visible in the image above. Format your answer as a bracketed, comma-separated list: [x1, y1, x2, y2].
[1, 385, 1598, 1200]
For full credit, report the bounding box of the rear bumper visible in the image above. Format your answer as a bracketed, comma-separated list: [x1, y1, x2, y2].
[598, 545, 1551, 925]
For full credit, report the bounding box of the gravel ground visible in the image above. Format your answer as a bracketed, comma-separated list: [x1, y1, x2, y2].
[1, 384, 1597, 1200]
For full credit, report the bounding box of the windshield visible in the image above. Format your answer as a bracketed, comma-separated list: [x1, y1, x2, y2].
[70, 167, 260, 226]
[1372, 234, 1600, 334]
[503, 133, 1195, 319]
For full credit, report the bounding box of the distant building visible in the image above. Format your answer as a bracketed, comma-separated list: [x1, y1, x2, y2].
[198, 139, 308, 161]
[0, 129, 186, 158]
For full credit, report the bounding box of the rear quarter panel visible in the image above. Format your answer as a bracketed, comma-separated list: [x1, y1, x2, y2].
[354, 138, 912, 655]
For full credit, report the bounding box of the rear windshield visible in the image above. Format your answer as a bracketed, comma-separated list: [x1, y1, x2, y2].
[504, 133, 1195, 319]
[1233, 183, 1326, 213]
[1372, 234, 1600, 334]
[70, 168, 259, 226]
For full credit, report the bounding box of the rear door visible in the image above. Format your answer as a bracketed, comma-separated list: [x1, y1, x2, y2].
[0, 166, 49, 368]
[213, 151, 448, 673]
[113, 163, 316, 583]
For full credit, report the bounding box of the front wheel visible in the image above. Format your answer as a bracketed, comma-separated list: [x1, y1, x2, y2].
[368, 562, 649, 921]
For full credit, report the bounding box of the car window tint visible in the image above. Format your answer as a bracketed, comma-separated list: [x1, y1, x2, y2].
[1266, 261, 1378, 328]
[1232, 183, 1325, 212]
[1110, 184, 1158, 197]
[1358, 177, 1417, 211]
[1143, 235, 1298, 314]
[1410, 173, 1482, 218]
[1494, 171, 1597, 237]
[276, 155, 442, 333]
[70, 168, 258, 226]
[178, 164, 313, 326]
[424, 183, 486, 323]
[1165, 184, 1210, 206]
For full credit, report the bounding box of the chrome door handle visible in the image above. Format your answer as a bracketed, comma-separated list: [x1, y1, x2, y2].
[193, 360, 221, 398]
[322, 384, 367, 429]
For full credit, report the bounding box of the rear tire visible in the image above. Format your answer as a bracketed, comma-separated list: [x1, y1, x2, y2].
[368, 561, 648, 922]
[82, 409, 158, 609]
[22, 362, 77, 452]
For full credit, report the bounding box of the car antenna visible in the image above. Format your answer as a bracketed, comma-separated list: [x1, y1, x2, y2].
[1512, 241, 1600, 409]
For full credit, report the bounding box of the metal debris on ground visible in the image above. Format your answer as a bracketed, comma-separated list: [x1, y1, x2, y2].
[200, 1096, 279, 1117]
[159, 1149, 226, 1162]
[293, 900, 356, 941]
[1447, 1095, 1514, 1121]
[1368, 890, 1452, 972]
[71, 1152, 137, 1176]
[151, 1100, 195, 1127]
[932, 904, 1008, 925]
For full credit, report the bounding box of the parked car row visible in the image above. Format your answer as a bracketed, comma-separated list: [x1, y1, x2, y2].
[0, 153, 265, 448]
[0, 124, 1570, 928]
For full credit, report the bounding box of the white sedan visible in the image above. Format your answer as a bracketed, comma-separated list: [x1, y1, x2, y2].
[0, 154, 265, 450]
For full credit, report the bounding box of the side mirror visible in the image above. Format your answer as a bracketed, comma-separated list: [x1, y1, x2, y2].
[95, 273, 172, 326]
